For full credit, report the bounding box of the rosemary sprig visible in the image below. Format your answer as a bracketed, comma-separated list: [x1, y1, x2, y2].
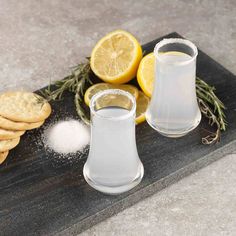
[39, 60, 226, 145]
[34, 94, 47, 107]
[75, 87, 90, 126]
[196, 77, 227, 144]
[74, 63, 92, 125]
[40, 59, 92, 124]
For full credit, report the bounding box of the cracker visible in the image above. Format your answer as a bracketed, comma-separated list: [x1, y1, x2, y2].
[0, 128, 25, 140]
[0, 151, 9, 164]
[0, 137, 20, 152]
[0, 116, 44, 131]
[0, 91, 51, 122]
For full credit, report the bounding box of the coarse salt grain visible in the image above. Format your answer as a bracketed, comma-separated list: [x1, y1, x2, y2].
[44, 120, 90, 154]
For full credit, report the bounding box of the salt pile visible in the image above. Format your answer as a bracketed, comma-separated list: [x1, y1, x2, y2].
[44, 120, 90, 154]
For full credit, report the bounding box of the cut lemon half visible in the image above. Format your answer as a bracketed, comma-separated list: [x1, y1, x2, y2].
[84, 83, 139, 106]
[137, 52, 155, 97]
[90, 30, 143, 84]
[135, 91, 149, 124]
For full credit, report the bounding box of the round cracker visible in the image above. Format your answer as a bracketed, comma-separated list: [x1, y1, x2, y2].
[0, 128, 25, 140]
[0, 137, 20, 152]
[0, 91, 51, 122]
[0, 151, 9, 164]
[0, 116, 44, 131]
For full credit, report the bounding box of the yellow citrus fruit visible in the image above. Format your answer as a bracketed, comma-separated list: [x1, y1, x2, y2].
[137, 52, 155, 97]
[90, 30, 143, 84]
[84, 83, 139, 106]
[135, 91, 149, 124]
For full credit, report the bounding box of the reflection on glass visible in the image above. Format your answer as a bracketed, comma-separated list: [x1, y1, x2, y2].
[83, 89, 144, 194]
[146, 38, 201, 137]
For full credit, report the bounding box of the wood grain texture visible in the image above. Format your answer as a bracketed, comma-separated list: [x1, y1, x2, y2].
[0, 33, 236, 236]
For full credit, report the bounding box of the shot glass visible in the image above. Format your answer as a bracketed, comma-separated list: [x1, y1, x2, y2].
[83, 89, 144, 194]
[146, 38, 201, 137]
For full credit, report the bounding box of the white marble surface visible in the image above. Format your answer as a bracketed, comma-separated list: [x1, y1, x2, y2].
[0, 0, 235, 235]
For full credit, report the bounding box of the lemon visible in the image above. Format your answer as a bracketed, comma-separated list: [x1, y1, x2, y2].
[135, 91, 149, 124]
[90, 30, 143, 84]
[84, 83, 139, 106]
[137, 52, 155, 97]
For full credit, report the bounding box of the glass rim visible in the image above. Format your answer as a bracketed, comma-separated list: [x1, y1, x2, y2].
[154, 38, 198, 65]
[90, 89, 136, 121]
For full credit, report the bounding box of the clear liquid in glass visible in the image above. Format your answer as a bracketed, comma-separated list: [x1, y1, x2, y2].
[84, 106, 144, 194]
[146, 51, 201, 137]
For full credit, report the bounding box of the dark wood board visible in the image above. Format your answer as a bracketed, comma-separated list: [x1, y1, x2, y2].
[1, 32, 236, 236]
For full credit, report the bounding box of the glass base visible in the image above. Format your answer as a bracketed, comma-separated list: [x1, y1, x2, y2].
[146, 113, 202, 138]
[83, 163, 144, 195]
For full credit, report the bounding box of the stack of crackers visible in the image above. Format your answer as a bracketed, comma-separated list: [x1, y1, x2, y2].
[0, 91, 51, 164]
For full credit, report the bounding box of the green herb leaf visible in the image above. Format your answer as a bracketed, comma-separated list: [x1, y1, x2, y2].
[39, 61, 227, 145]
[39, 59, 92, 125]
[196, 77, 227, 144]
